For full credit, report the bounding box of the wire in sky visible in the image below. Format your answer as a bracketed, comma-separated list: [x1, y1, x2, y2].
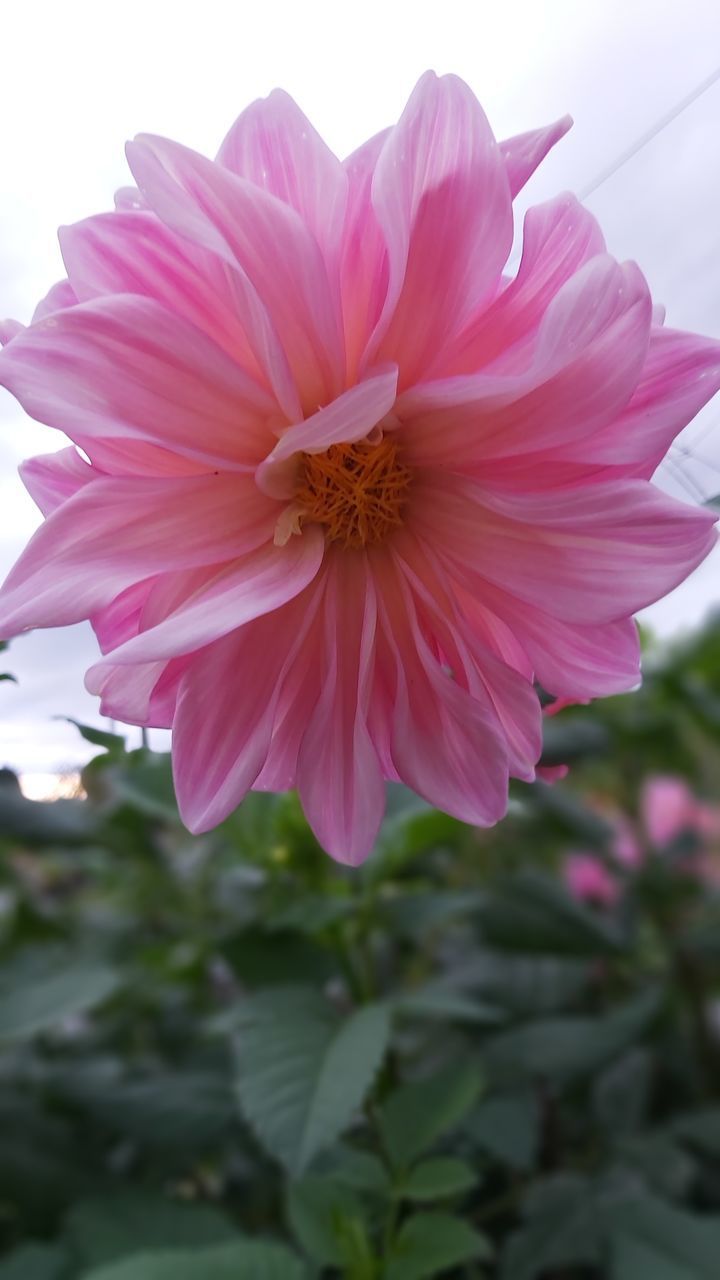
[578, 62, 720, 201]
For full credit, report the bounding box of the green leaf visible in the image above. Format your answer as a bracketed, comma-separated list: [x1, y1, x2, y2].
[395, 985, 505, 1026]
[81, 1242, 308, 1280]
[60, 1068, 235, 1153]
[400, 1157, 478, 1201]
[501, 1175, 604, 1280]
[468, 1091, 540, 1171]
[316, 1145, 391, 1195]
[0, 948, 119, 1042]
[593, 1049, 652, 1135]
[612, 1235, 698, 1280]
[387, 1212, 491, 1279]
[0, 1244, 68, 1280]
[380, 1063, 483, 1170]
[672, 1107, 720, 1155]
[287, 1175, 366, 1266]
[607, 1193, 720, 1278]
[478, 870, 623, 956]
[236, 987, 390, 1174]
[65, 1193, 237, 1267]
[58, 717, 127, 753]
[539, 715, 610, 765]
[483, 988, 661, 1083]
[0, 783, 96, 845]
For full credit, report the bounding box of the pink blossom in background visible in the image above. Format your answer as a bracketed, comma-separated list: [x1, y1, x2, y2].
[642, 775, 720, 848]
[564, 854, 620, 907]
[0, 72, 719, 863]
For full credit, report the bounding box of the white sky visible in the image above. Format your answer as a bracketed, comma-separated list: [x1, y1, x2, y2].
[1, 0, 720, 771]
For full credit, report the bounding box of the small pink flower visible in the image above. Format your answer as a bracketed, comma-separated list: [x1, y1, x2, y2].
[564, 854, 620, 907]
[0, 73, 718, 863]
[641, 776, 713, 848]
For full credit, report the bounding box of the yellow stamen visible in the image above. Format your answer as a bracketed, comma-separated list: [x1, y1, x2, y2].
[294, 435, 411, 549]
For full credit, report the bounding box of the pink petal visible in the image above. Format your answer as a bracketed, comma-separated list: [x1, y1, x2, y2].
[20, 447, 94, 516]
[32, 278, 77, 323]
[173, 584, 323, 832]
[297, 554, 385, 864]
[72, 437, 210, 478]
[0, 319, 24, 346]
[499, 116, 573, 198]
[390, 532, 541, 781]
[399, 256, 652, 472]
[114, 186, 146, 210]
[369, 72, 513, 385]
[0, 473, 277, 632]
[60, 211, 269, 379]
[89, 527, 325, 665]
[217, 88, 348, 270]
[339, 128, 391, 382]
[461, 582, 641, 699]
[91, 579, 157, 654]
[127, 133, 345, 412]
[256, 365, 398, 498]
[0, 295, 277, 470]
[413, 473, 717, 624]
[561, 325, 720, 476]
[441, 194, 606, 377]
[372, 552, 509, 825]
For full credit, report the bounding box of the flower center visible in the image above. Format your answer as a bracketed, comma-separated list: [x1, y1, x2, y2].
[295, 435, 411, 549]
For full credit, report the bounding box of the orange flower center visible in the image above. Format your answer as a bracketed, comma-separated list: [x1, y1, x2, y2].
[295, 435, 411, 549]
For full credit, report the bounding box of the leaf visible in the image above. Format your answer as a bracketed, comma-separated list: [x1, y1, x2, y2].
[381, 889, 486, 939]
[395, 985, 505, 1026]
[0, 948, 119, 1042]
[387, 1212, 491, 1279]
[81, 1242, 308, 1280]
[286, 1175, 366, 1266]
[539, 715, 610, 765]
[0, 1244, 68, 1280]
[672, 1107, 720, 1155]
[58, 717, 127, 753]
[65, 1193, 237, 1266]
[607, 1192, 720, 1278]
[456, 948, 591, 1015]
[593, 1049, 652, 1135]
[478, 870, 623, 956]
[380, 1063, 483, 1170]
[500, 1175, 604, 1280]
[316, 1145, 391, 1195]
[0, 785, 96, 845]
[483, 988, 661, 1084]
[612, 1235, 698, 1280]
[468, 1091, 540, 1171]
[236, 987, 390, 1174]
[60, 1068, 235, 1153]
[400, 1158, 478, 1201]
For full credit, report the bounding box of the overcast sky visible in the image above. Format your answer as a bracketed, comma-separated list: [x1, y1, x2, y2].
[1, 0, 720, 772]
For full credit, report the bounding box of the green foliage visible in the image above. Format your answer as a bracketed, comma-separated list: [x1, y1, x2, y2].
[236, 987, 390, 1174]
[2, 617, 720, 1276]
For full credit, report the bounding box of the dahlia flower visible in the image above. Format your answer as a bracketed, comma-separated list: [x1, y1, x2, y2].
[0, 73, 718, 862]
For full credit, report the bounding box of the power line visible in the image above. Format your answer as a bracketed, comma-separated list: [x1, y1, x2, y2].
[578, 62, 720, 201]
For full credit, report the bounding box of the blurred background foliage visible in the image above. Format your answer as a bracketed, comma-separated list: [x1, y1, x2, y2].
[2, 619, 720, 1278]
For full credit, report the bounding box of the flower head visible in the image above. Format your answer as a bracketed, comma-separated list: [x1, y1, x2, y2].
[0, 73, 718, 862]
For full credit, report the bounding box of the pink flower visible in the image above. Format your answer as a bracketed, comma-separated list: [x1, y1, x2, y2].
[0, 73, 718, 864]
[642, 776, 716, 848]
[564, 854, 620, 907]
